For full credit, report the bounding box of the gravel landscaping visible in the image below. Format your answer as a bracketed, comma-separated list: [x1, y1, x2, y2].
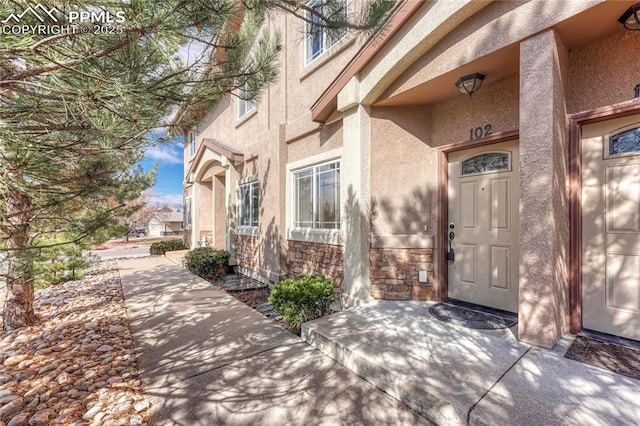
[0, 261, 152, 425]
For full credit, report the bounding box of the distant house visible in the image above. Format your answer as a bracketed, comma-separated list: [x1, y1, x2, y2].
[148, 211, 183, 237]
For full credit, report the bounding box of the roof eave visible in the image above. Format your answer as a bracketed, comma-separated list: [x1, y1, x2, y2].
[310, 1, 425, 123]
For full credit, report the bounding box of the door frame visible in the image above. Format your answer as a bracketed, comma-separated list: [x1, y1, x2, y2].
[568, 100, 640, 334]
[436, 130, 519, 302]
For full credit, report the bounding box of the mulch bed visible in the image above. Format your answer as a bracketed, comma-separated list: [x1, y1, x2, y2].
[210, 275, 286, 328]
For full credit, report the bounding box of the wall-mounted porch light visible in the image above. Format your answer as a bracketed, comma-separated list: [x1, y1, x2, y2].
[618, 2, 640, 31]
[455, 73, 485, 96]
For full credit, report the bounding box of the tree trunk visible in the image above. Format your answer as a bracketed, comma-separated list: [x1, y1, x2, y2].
[3, 270, 37, 330]
[2, 192, 37, 331]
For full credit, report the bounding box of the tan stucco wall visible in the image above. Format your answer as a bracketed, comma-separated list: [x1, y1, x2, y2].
[370, 106, 435, 239]
[213, 174, 226, 248]
[518, 29, 570, 349]
[184, 8, 363, 284]
[377, 0, 602, 104]
[430, 74, 520, 147]
[286, 120, 343, 165]
[197, 182, 213, 233]
[567, 31, 640, 114]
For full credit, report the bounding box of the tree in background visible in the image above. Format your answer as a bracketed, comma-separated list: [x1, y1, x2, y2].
[117, 190, 157, 240]
[0, 0, 396, 330]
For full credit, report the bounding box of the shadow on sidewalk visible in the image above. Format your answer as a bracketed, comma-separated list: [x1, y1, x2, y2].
[118, 259, 432, 426]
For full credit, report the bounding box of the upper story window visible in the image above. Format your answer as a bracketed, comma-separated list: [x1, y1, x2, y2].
[238, 181, 259, 227]
[237, 83, 256, 120]
[293, 160, 340, 229]
[305, 0, 347, 65]
[189, 131, 196, 157]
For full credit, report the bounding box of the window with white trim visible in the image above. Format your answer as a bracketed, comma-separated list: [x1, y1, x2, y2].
[293, 160, 340, 229]
[305, 0, 347, 65]
[239, 181, 259, 227]
[237, 84, 256, 120]
[189, 131, 196, 156]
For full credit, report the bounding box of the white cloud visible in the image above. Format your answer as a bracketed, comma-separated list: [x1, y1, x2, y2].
[145, 144, 183, 165]
[150, 193, 184, 209]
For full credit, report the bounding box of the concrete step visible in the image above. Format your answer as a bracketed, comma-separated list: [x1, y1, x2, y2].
[301, 301, 530, 426]
[301, 317, 466, 426]
[164, 249, 188, 267]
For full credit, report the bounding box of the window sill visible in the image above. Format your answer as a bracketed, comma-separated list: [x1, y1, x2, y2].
[300, 36, 355, 82]
[287, 228, 342, 245]
[235, 108, 257, 128]
[236, 226, 259, 237]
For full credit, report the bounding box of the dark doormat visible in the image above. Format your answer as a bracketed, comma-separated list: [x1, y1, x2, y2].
[428, 299, 517, 330]
[565, 335, 640, 381]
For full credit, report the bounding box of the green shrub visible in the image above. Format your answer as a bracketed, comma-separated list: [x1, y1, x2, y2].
[149, 239, 186, 255]
[185, 247, 230, 279]
[33, 236, 91, 289]
[268, 275, 335, 332]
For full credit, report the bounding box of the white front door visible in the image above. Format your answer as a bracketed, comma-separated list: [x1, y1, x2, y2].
[582, 114, 640, 340]
[447, 140, 520, 313]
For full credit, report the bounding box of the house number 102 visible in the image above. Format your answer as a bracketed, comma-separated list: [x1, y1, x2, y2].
[469, 124, 492, 140]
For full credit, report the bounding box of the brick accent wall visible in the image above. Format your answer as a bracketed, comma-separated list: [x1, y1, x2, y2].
[287, 241, 344, 293]
[235, 235, 259, 273]
[198, 230, 213, 245]
[369, 248, 434, 301]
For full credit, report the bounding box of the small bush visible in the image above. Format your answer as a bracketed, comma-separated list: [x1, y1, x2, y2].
[268, 275, 335, 332]
[186, 247, 230, 279]
[150, 239, 186, 255]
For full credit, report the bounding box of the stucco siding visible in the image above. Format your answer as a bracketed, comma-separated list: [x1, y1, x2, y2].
[287, 120, 343, 165]
[370, 105, 435, 239]
[567, 31, 640, 114]
[430, 74, 520, 147]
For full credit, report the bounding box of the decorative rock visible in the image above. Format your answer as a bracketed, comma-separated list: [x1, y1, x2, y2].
[108, 325, 127, 334]
[0, 397, 23, 421]
[6, 412, 29, 426]
[0, 393, 19, 404]
[0, 263, 150, 425]
[0, 390, 14, 399]
[106, 377, 122, 385]
[82, 402, 103, 420]
[133, 400, 150, 412]
[37, 361, 59, 375]
[25, 397, 39, 409]
[28, 408, 55, 426]
[3, 355, 27, 367]
[55, 371, 74, 385]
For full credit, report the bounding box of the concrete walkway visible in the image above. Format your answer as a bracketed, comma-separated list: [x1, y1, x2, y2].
[302, 301, 640, 426]
[117, 257, 432, 425]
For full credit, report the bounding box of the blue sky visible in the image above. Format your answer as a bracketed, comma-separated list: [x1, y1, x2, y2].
[140, 136, 184, 209]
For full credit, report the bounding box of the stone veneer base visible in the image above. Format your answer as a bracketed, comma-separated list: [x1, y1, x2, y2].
[370, 248, 435, 301]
